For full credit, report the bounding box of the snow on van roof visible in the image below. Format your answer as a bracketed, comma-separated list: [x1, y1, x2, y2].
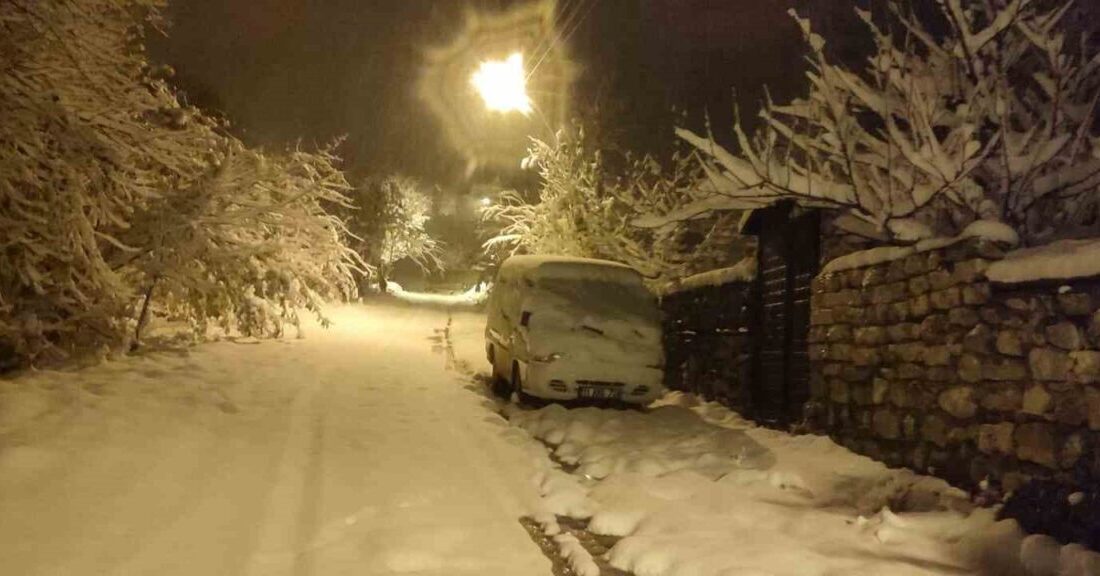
[499, 255, 643, 283]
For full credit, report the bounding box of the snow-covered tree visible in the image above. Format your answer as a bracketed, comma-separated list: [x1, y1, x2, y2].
[344, 176, 444, 292]
[0, 0, 361, 364]
[125, 143, 362, 342]
[482, 127, 736, 283]
[0, 0, 220, 362]
[677, 0, 1100, 245]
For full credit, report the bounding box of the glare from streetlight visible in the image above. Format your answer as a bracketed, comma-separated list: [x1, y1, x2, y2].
[471, 53, 533, 115]
[479, 197, 492, 206]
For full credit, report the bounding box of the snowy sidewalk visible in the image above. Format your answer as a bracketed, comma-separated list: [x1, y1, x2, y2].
[0, 304, 549, 576]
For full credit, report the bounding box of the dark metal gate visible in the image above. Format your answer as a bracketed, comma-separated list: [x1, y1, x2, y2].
[744, 203, 820, 425]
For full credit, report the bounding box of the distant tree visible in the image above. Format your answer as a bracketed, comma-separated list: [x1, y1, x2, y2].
[677, 0, 1100, 246]
[344, 176, 443, 292]
[482, 127, 737, 284]
[0, 0, 360, 364]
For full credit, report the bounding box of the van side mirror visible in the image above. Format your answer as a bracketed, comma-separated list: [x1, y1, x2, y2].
[520, 311, 532, 327]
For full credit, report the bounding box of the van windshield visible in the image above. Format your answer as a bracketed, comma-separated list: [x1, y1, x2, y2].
[534, 277, 659, 323]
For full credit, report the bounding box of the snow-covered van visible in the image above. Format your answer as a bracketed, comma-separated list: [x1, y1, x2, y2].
[484, 255, 664, 404]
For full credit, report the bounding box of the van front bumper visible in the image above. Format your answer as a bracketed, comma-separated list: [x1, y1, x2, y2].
[522, 361, 664, 404]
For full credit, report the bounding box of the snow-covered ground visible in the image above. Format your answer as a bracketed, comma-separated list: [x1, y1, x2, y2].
[443, 312, 1100, 576]
[5, 300, 1098, 576]
[0, 303, 548, 576]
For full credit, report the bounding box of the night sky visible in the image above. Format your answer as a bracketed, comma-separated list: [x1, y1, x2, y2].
[149, 0, 873, 187]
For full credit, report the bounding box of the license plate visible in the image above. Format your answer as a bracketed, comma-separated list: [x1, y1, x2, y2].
[578, 386, 621, 400]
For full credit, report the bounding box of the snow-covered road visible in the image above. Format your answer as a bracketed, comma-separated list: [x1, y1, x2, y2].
[0, 303, 550, 576]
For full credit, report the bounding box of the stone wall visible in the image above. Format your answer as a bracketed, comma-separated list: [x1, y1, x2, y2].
[805, 238, 1100, 492]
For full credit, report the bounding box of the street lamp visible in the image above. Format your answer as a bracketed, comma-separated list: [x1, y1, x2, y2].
[470, 52, 533, 115]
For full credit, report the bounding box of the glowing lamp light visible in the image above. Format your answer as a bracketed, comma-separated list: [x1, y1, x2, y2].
[471, 52, 533, 115]
[479, 197, 492, 206]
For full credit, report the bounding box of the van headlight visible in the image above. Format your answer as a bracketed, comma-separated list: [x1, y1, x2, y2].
[534, 352, 564, 363]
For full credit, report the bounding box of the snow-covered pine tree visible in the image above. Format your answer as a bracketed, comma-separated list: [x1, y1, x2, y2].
[677, 0, 1100, 245]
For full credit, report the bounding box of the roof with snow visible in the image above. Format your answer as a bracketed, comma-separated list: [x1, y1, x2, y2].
[499, 255, 643, 284]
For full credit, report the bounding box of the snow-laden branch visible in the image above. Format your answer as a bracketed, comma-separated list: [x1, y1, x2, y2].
[673, 0, 1099, 245]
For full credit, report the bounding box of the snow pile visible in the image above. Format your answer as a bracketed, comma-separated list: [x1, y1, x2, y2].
[661, 257, 757, 296]
[986, 239, 1100, 284]
[388, 284, 490, 308]
[506, 391, 1100, 575]
[507, 402, 774, 482]
[822, 220, 1020, 275]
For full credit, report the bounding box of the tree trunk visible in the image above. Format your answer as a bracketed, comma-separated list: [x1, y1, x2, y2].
[131, 276, 159, 351]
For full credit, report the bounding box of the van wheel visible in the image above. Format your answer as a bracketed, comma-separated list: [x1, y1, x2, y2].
[489, 348, 512, 398]
[512, 364, 540, 407]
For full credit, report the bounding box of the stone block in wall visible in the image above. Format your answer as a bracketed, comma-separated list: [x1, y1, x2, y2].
[873, 408, 901, 439]
[908, 275, 931, 296]
[1071, 351, 1100, 383]
[830, 379, 850, 403]
[1056, 291, 1092, 316]
[808, 326, 827, 344]
[924, 345, 952, 367]
[958, 354, 982, 383]
[962, 284, 992, 306]
[1053, 390, 1088, 426]
[852, 382, 873, 406]
[948, 307, 981, 328]
[939, 386, 978, 418]
[1029, 348, 1075, 381]
[861, 267, 888, 288]
[952, 259, 990, 284]
[822, 363, 843, 377]
[922, 414, 949, 448]
[978, 422, 1015, 456]
[888, 381, 913, 408]
[887, 323, 919, 343]
[852, 347, 882, 367]
[840, 365, 874, 383]
[1089, 311, 1100, 346]
[890, 302, 912, 323]
[902, 413, 919, 440]
[1015, 422, 1057, 468]
[930, 287, 962, 310]
[919, 314, 949, 343]
[984, 358, 1029, 381]
[886, 259, 909, 282]
[811, 308, 837, 326]
[981, 384, 1023, 412]
[868, 305, 892, 325]
[827, 343, 853, 362]
[928, 270, 956, 291]
[1022, 385, 1053, 416]
[996, 329, 1026, 356]
[872, 377, 889, 404]
[810, 373, 828, 398]
[927, 366, 955, 382]
[809, 345, 826, 362]
[854, 326, 887, 346]
[826, 325, 852, 342]
[1059, 433, 1084, 469]
[892, 343, 925, 364]
[846, 269, 866, 289]
[963, 325, 993, 354]
[896, 363, 925, 380]
[911, 294, 932, 317]
[871, 282, 908, 305]
[842, 307, 867, 325]
[1046, 322, 1084, 351]
[1087, 387, 1100, 431]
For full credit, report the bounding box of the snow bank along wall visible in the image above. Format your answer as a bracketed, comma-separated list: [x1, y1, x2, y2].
[804, 236, 1100, 492]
